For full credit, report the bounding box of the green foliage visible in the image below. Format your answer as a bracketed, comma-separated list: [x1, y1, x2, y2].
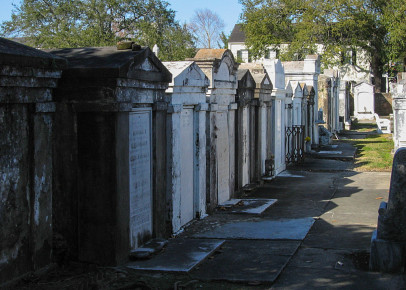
[240, 0, 406, 81]
[0, 0, 196, 61]
[218, 31, 229, 49]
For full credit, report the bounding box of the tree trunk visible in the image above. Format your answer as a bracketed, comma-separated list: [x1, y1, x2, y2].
[371, 46, 383, 93]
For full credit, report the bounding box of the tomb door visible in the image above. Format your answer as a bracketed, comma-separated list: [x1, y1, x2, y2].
[216, 110, 230, 204]
[180, 106, 195, 226]
[129, 108, 153, 250]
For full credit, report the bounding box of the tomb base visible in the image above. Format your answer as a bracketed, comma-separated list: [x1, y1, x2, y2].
[369, 230, 406, 273]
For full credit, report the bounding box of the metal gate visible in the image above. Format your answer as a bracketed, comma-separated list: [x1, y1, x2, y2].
[285, 125, 305, 164]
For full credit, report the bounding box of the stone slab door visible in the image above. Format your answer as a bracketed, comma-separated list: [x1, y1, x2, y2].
[217, 110, 230, 205]
[180, 107, 195, 226]
[129, 108, 153, 250]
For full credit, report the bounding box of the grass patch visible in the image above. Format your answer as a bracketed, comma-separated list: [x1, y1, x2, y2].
[350, 120, 377, 132]
[341, 133, 394, 171]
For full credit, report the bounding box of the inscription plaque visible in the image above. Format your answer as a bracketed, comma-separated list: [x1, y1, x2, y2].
[129, 108, 152, 250]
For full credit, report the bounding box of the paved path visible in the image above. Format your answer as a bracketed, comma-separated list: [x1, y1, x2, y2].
[9, 141, 406, 289]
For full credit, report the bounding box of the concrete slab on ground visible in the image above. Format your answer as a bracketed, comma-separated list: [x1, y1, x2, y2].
[219, 199, 277, 214]
[277, 171, 305, 178]
[288, 158, 354, 172]
[308, 142, 356, 161]
[191, 240, 300, 283]
[318, 150, 343, 154]
[192, 218, 315, 240]
[219, 199, 241, 207]
[126, 238, 224, 273]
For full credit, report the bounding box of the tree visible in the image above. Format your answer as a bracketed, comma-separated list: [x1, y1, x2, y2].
[240, 0, 406, 92]
[188, 8, 225, 49]
[218, 31, 229, 49]
[0, 0, 196, 61]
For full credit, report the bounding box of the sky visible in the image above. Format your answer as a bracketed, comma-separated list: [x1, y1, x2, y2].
[0, 0, 243, 35]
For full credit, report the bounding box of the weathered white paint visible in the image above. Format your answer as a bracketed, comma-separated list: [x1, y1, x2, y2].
[283, 55, 321, 144]
[263, 60, 286, 175]
[391, 83, 406, 151]
[274, 99, 285, 174]
[217, 110, 231, 205]
[354, 82, 375, 120]
[290, 81, 303, 126]
[239, 63, 274, 177]
[228, 104, 237, 197]
[192, 49, 238, 209]
[242, 106, 250, 186]
[129, 108, 153, 250]
[180, 107, 194, 226]
[194, 103, 208, 219]
[260, 105, 267, 175]
[163, 61, 209, 233]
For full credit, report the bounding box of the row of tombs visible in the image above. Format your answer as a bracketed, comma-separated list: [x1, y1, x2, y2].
[1, 38, 327, 283]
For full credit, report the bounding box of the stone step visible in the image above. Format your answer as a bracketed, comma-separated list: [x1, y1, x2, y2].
[129, 238, 168, 260]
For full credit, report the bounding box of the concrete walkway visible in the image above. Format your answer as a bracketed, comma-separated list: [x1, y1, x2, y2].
[8, 140, 406, 289]
[125, 141, 406, 289]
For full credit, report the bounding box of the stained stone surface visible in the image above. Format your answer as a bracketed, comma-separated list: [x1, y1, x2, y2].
[191, 240, 300, 283]
[126, 239, 224, 272]
[377, 148, 406, 241]
[192, 218, 315, 240]
[227, 199, 278, 214]
[370, 148, 406, 272]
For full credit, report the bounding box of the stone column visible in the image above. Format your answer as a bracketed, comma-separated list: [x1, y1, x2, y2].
[206, 103, 218, 212]
[153, 102, 168, 239]
[166, 104, 182, 233]
[228, 102, 237, 197]
[195, 103, 209, 219]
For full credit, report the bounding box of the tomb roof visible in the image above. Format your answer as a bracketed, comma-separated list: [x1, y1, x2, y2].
[49, 46, 171, 82]
[238, 69, 249, 81]
[0, 37, 66, 68]
[194, 48, 228, 60]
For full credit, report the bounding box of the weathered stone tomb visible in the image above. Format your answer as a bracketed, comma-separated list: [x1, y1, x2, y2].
[370, 148, 406, 272]
[239, 63, 274, 179]
[263, 60, 286, 175]
[283, 55, 321, 145]
[191, 49, 238, 211]
[50, 45, 171, 265]
[235, 68, 255, 191]
[163, 61, 209, 233]
[0, 38, 66, 284]
[353, 82, 375, 120]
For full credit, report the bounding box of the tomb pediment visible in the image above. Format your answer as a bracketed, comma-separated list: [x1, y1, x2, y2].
[133, 58, 160, 72]
[163, 61, 209, 89]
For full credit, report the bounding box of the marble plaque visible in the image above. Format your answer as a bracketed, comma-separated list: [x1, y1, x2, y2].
[180, 108, 194, 226]
[129, 108, 153, 250]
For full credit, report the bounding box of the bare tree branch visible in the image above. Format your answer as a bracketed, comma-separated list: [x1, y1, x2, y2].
[188, 8, 225, 49]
